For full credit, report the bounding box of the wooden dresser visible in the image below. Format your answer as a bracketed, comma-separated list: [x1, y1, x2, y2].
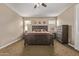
[56, 25, 69, 44]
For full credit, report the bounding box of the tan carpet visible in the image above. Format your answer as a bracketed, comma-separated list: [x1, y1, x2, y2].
[0, 39, 79, 56]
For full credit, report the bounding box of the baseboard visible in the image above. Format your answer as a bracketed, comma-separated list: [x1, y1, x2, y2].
[68, 43, 74, 48]
[74, 47, 79, 51]
[68, 43, 79, 52]
[0, 35, 22, 49]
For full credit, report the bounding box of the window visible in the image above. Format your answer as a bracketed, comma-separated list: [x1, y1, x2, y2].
[48, 20, 56, 25]
[48, 19, 57, 33]
[24, 20, 31, 31]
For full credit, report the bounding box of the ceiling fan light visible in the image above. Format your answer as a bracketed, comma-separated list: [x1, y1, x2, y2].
[42, 3, 47, 7]
[34, 3, 47, 8]
[37, 3, 40, 8]
[34, 5, 37, 8]
[34, 3, 40, 8]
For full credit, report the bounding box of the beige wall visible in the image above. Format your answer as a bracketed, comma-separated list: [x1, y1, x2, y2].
[57, 5, 76, 45]
[0, 4, 23, 48]
[24, 17, 57, 33]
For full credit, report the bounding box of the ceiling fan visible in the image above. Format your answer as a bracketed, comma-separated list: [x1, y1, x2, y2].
[34, 3, 47, 8]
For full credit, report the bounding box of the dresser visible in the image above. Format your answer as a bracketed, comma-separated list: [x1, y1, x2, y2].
[56, 25, 68, 44]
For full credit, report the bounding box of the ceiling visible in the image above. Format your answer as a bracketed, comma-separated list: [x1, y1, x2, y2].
[6, 3, 74, 17]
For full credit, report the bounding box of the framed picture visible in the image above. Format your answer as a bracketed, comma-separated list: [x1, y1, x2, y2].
[39, 21, 41, 24]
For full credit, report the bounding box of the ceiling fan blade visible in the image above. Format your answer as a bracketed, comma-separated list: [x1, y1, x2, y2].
[42, 3, 47, 7]
[34, 5, 37, 8]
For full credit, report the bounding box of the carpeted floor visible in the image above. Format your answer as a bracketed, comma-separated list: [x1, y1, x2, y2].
[0, 39, 79, 56]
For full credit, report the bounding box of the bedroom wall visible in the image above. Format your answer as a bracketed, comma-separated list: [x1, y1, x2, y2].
[23, 17, 57, 33]
[57, 5, 76, 46]
[0, 4, 23, 49]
